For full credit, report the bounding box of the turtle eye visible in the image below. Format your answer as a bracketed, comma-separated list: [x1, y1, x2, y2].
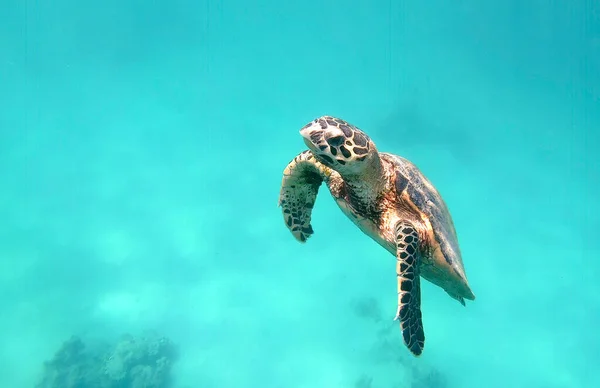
[326, 135, 344, 147]
[310, 132, 322, 143]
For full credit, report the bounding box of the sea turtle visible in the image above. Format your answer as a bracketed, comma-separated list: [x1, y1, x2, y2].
[278, 115, 475, 356]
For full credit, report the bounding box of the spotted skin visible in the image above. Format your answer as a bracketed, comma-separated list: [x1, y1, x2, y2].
[279, 115, 475, 357]
[300, 116, 372, 170]
[393, 221, 425, 356]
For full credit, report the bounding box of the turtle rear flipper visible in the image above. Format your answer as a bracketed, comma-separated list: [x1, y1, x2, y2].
[279, 150, 331, 243]
[393, 221, 425, 356]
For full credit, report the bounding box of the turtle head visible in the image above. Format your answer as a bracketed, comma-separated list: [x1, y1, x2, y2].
[299, 116, 379, 177]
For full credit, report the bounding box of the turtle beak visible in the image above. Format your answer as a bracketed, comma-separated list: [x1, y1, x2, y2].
[302, 136, 315, 150]
[299, 125, 312, 141]
[299, 125, 319, 151]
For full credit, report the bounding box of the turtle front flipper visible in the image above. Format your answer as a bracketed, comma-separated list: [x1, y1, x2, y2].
[393, 221, 425, 356]
[279, 150, 332, 243]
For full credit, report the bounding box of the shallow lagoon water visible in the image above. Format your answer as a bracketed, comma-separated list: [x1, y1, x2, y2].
[1, 1, 598, 387]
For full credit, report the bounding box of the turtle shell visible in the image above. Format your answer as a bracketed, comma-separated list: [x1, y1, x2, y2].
[382, 153, 469, 283]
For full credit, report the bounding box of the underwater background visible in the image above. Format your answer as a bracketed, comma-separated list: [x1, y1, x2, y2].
[1, 0, 598, 387]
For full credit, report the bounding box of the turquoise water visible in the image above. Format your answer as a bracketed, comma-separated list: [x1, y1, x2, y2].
[1, 1, 599, 387]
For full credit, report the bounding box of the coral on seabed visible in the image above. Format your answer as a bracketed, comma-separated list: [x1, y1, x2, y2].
[36, 333, 178, 388]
